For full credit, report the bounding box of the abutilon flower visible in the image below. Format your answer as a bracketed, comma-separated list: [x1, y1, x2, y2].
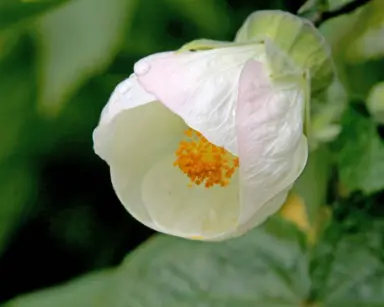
[93, 10, 333, 240]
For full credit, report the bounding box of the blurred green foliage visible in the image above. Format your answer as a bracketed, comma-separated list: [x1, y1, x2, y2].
[0, 0, 383, 306]
[334, 107, 384, 194]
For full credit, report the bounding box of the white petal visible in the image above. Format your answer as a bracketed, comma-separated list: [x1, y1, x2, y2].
[141, 154, 240, 239]
[93, 74, 156, 161]
[98, 74, 156, 126]
[106, 102, 186, 231]
[236, 59, 308, 226]
[93, 74, 186, 231]
[136, 44, 265, 155]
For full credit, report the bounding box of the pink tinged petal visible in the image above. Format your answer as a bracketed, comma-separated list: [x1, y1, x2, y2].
[236, 60, 308, 226]
[135, 45, 263, 155]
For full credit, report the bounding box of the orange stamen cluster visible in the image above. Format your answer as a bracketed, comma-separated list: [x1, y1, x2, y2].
[174, 128, 239, 188]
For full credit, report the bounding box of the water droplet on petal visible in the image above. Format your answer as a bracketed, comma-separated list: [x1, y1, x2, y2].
[134, 61, 151, 76]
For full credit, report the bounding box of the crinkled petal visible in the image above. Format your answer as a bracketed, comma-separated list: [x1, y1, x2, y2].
[236, 59, 308, 227]
[141, 154, 240, 239]
[135, 44, 264, 155]
[93, 75, 186, 231]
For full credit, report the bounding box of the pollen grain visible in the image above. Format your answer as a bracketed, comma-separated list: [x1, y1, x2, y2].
[173, 128, 239, 188]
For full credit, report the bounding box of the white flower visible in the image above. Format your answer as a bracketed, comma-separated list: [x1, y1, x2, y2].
[92, 11, 324, 241]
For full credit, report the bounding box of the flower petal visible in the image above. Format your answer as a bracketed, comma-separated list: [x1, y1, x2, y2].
[136, 44, 264, 155]
[98, 74, 156, 126]
[141, 154, 240, 239]
[93, 75, 186, 231]
[106, 102, 186, 231]
[236, 59, 308, 227]
[93, 74, 156, 161]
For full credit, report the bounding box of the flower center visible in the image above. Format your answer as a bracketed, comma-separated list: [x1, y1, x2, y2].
[173, 128, 239, 188]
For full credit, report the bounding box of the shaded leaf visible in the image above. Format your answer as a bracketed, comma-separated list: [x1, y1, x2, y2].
[6, 270, 115, 307]
[0, 28, 20, 60]
[0, 23, 39, 257]
[110, 227, 309, 307]
[319, 1, 384, 99]
[333, 107, 384, 194]
[0, 0, 70, 28]
[6, 221, 383, 306]
[297, 0, 328, 21]
[309, 220, 384, 306]
[309, 79, 347, 149]
[323, 235, 384, 306]
[163, 0, 231, 37]
[344, 0, 384, 63]
[34, 0, 137, 116]
[7, 223, 310, 306]
[0, 47, 35, 162]
[0, 164, 36, 256]
[342, 59, 384, 101]
[326, 0, 355, 10]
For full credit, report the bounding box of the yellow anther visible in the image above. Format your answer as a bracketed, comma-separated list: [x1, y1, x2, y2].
[173, 128, 239, 188]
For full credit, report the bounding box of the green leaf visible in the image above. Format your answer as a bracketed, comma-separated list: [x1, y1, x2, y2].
[308, 219, 384, 306]
[0, 27, 20, 61]
[321, 234, 384, 306]
[7, 223, 310, 306]
[309, 79, 347, 149]
[0, 26, 39, 256]
[344, 0, 384, 63]
[319, 1, 384, 100]
[334, 107, 384, 194]
[0, 0, 70, 28]
[163, 0, 231, 37]
[342, 59, 384, 101]
[34, 0, 137, 116]
[298, 0, 326, 14]
[325, 241, 381, 304]
[113, 227, 310, 306]
[326, 0, 355, 10]
[297, 0, 328, 21]
[6, 220, 383, 306]
[5, 270, 115, 307]
[0, 51, 35, 162]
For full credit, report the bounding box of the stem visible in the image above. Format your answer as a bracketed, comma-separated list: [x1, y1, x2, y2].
[312, 0, 372, 27]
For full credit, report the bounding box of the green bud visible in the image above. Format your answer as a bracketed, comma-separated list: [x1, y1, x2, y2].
[235, 10, 335, 94]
